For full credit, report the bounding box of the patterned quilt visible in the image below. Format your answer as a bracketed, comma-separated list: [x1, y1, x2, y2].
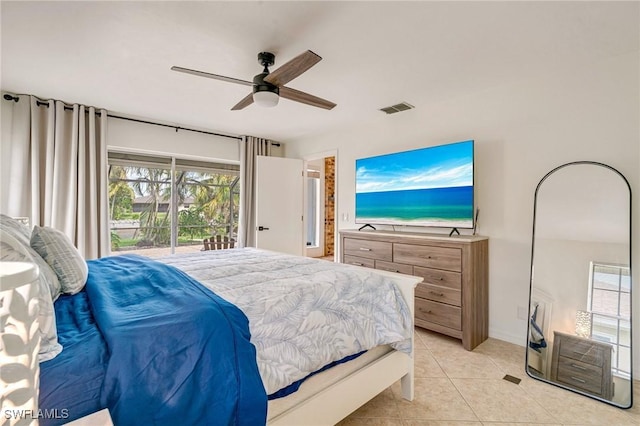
[159, 248, 413, 394]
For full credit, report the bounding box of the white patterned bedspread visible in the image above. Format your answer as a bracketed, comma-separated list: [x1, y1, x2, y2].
[157, 248, 412, 394]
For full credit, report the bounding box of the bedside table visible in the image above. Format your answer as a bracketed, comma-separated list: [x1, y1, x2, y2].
[550, 331, 614, 399]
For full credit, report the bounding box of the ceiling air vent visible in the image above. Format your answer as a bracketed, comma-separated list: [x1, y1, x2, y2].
[379, 102, 414, 115]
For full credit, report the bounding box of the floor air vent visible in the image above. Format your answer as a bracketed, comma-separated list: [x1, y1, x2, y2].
[379, 102, 414, 114]
[503, 374, 521, 385]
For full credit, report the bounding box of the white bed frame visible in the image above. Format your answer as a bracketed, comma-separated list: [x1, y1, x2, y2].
[65, 271, 421, 426]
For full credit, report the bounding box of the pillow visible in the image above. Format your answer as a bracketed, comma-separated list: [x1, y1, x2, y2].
[1, 230, 63, 362]
[0, 214, 61, 300]
[31, 226, 88, 295]
[0, 213, 31, 243]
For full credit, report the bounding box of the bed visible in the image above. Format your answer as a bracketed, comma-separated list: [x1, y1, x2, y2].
[160, 248, 422, 425]
[34, 248, 420, 426]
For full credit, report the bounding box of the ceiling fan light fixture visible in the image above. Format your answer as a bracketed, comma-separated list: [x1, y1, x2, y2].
[173, 50, 335, 110]
[253, 90, 279, 108]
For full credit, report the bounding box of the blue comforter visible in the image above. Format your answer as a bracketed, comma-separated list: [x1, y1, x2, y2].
[83, 255, 266, 425]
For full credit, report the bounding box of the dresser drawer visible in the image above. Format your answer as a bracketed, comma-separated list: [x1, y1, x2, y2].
[558, 336, 610, 367]
[557, 356, 604, 395]
[416, 283, 461, 307]
[415, 298, 461, 330]
[375, 260, 414, 275]
[343, 238, 392, 261]
[343, 255, 375, 268]
[394, 244, 462, 272]
[413, 266, 461, 289]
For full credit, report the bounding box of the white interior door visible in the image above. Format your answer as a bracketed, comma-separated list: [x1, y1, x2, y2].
[255, 156, 304, 255]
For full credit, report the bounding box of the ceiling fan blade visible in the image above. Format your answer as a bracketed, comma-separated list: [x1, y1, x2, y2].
[279, 87, 336, 110]
[263, 50, 322, 87]
[171, 66, 253, 87]
[231, 93, 254, 110]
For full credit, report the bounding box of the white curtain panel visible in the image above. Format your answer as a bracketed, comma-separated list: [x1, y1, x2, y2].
[0, 94, 109, 259]
[238, 136, 272, 248]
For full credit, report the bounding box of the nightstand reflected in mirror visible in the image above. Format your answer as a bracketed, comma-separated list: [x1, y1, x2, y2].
[550, 331, 614, 400]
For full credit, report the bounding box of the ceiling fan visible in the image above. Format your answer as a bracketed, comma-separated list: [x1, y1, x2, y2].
[171, 50, 336, 111]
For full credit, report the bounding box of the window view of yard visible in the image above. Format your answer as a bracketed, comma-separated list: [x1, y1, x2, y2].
[108, 158, 239, 257]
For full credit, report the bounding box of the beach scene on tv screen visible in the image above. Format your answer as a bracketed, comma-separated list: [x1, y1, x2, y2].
[355, 141, 474, 228]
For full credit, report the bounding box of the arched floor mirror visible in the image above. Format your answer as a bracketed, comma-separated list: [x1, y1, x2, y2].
[526, 161, 633, 408]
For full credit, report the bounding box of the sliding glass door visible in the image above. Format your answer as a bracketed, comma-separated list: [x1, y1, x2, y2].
[108, 152, 239, 257]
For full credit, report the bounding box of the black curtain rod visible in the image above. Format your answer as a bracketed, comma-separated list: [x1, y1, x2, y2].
[4, 93, 280, 145]
[109, 115, 244, 141]
[109, 115, 280, 146]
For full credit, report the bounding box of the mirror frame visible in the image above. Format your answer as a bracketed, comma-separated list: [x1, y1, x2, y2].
[526, 160, 633, 408]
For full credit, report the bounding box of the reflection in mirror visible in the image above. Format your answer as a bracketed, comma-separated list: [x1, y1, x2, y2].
[526, 161, 632, 408]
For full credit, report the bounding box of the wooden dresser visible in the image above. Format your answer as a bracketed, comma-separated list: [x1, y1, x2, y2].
[339, 230, 489, 350]
[550, 331, 614, 399]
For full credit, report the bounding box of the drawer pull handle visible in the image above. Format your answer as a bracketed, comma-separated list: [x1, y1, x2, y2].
[352, 262, 363, 266]
[359, 247, 371, 251]
[570, 376, 587, 384]
[439, 277, 444, 281]
[570, 363, 587, 371]
[430, 291, 444, 297]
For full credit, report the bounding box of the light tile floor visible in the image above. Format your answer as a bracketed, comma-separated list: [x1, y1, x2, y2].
[339, 328, 640, 426]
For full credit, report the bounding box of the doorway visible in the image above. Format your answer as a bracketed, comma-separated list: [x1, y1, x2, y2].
[304, 152, 337, 260]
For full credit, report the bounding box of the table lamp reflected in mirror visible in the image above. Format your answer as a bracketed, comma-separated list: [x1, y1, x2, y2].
[575, 310, 592, 338]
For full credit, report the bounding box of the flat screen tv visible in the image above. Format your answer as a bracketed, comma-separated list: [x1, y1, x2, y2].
[355, 140, 474, 229]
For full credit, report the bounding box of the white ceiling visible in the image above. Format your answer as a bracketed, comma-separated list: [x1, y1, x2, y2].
[2, 1, 638, 143]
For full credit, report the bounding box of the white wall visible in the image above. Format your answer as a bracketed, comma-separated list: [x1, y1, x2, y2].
[534, 239, 627, 335]
[107, 117, 284, 161]
[286, 51, 640, 359]
[107, 117, 241, 163]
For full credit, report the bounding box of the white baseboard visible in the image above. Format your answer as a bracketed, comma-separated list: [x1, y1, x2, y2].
[489, 326, 527, 347]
